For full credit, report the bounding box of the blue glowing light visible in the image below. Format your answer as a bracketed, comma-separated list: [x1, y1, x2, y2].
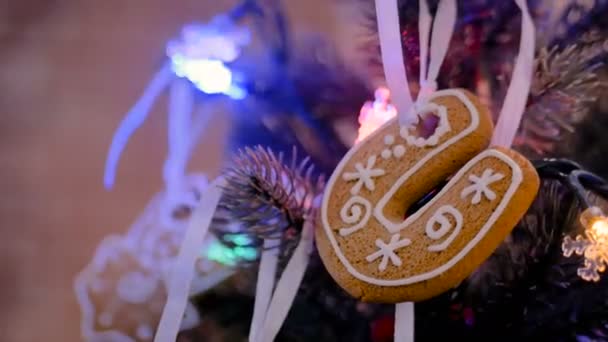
[166, 17, 250, 99]
[171, 57, 232, 94]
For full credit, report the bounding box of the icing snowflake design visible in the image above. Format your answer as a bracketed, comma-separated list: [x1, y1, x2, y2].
[366, 234, 411, 271]
[563, 234, 608, 282]
[342, 155, 386, 195]
[460, 168, 504, 204]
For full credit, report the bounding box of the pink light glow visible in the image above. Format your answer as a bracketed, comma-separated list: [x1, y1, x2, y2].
[356, 87, 397, 143]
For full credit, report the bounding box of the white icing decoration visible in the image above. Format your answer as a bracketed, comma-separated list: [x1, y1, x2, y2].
[342, 155, 385, 195]
[392, 145, 406, 158]
[381, 149, 392, 159]
[374, 90, 480, 233]
[384, 134, 395, 145]
[365, 234, 411, 271]
[460, 168, 504, 204]
[399, 102, 451, 147]
[322, 89, 524, 286]
[339, 196, 372, 236]
[323, 148, 523, 286]
[425, 205, 463, 252]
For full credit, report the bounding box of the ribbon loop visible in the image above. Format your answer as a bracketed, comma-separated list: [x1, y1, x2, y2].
[376, 0, 456, 125]
[425, 0, 457, 86]
[417, 0, 457, 107]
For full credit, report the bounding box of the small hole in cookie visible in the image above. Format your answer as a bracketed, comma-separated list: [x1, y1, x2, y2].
[413, 111, 440, 139]
[403, 180, 448, 219]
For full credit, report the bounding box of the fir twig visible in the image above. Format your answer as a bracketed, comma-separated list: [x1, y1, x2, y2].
[516, 31, 608, 157]
[212, 146, 325, 261]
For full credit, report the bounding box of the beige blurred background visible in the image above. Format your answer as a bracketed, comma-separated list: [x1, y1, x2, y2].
[0, 0, 365, 340]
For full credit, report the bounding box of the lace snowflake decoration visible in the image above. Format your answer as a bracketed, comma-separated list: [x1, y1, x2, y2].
[562, 206, 608, 282]
[75, 175, 238, 341]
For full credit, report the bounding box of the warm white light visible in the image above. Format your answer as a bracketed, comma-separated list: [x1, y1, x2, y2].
[592, 219, 608, 237]
[563, 206, 608, 281]
[356, 87, 397, 143]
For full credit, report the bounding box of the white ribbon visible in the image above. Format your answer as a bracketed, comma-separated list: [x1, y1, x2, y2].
[249, 239, 279, 342]
[375, 0, 414, 125]
[104, 63, 174, 189]
[417, 0, 457, 102]
[165, 78, 195, 205]
[376, 0, 456, 124]
[395, 302, 415, 342]
[255, 217, 315, 342]
[154, 177, 225, 342]
[491, 0, 535, 147]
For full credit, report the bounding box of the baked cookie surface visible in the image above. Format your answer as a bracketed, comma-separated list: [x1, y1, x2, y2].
[316, 89, 540, 303]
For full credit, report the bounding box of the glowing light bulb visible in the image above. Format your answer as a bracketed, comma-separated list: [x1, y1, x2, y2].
[563, 206, 608, 281]
[356, 87, 397, 143]
[171, 57, 233, 95]
[579, 206, 608, 243]
[592, 219, 608, 238]
[166, 16, 250, 99]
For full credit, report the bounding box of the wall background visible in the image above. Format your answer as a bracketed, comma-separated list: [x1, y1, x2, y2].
[0, 1, 365, 340]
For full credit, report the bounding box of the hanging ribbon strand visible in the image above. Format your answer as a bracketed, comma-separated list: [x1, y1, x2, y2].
[248, 240, 279, 342]
[418, 0, 457, 100]
[104, 63, 174, 189]
[154, 178, 225, 342]
[254, 214, 316, 342]
[375, 0, 414, 125]
[491, 0, 535, 148]
[375, 0, 457, 125]
[165, 78, 195, 205]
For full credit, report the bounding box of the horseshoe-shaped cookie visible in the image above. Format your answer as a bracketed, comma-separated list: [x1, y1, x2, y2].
[316, 89, 540, 303]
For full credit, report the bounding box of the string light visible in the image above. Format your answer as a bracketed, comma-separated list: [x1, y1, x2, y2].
[356, 87, 397, 143]
[104, 15, 252, 190]
[166, 16, 250, 99]
[532, 159, 608, 282]
[205, 234, 258, 266]
[563, 206, 608, 282]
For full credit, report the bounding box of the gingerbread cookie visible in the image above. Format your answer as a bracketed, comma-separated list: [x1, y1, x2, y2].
[316, 89, 540, 303]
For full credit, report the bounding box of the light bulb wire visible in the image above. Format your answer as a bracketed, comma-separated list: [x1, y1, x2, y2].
[533, 158, 608, 210]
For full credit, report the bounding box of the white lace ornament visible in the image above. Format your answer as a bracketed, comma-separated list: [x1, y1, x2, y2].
[90, 14, 251, 342]
[75, 176, 235, 341]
